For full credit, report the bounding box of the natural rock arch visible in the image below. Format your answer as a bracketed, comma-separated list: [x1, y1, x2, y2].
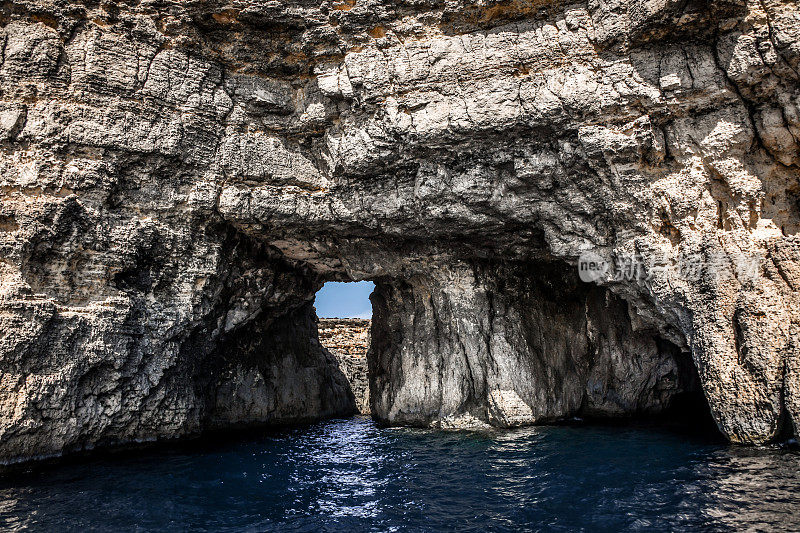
[1, 0, 800, 464]
[366, 263, 715, 430]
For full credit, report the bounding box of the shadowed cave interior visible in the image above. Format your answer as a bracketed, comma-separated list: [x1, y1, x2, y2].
[309, 271, 720, 437]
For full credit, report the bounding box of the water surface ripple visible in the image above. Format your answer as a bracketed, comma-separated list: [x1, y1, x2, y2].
[1, 417, 799, 531]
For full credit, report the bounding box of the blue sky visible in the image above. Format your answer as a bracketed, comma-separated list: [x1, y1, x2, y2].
[314, 281, 375, 318]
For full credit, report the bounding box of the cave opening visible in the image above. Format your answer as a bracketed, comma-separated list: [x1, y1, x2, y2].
[653, 338, 724, 440]
[301, 264, 722, 439]
[314, 280, 375, 415]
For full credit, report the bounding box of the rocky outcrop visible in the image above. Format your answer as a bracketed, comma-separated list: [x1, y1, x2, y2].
[369, 262, 705, 428]
[1, 0, 799, 463]
[318, 318, 370, 413]
[0, 224, 356, 464]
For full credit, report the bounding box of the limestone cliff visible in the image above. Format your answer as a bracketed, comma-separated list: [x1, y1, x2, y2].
[1, 0, 799, 463]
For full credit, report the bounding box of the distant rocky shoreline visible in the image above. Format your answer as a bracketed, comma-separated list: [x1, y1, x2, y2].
[318, 319, 371, 414]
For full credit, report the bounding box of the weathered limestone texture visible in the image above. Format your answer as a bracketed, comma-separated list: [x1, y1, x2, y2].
[369, 262, 705, 428]
[0, 0, 799, 463]
[318, 318, 371, 413]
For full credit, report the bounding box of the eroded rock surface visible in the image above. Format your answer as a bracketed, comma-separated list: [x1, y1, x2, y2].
[1, 0, 799, 462]
[369, 262, 706, 428]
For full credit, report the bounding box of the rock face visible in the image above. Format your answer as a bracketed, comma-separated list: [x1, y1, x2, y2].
[1, 0, 799, 463]
[369, 263, 707, 428]
[318, 318, 371, 414]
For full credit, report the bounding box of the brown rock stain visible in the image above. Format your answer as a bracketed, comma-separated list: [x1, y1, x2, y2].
[212, 9, 239, 25]
[332, 0, 356, 11]
[368, 25, 387, 38]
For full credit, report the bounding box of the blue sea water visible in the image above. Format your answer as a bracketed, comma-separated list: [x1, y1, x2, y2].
[1, 416, 799, 532]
